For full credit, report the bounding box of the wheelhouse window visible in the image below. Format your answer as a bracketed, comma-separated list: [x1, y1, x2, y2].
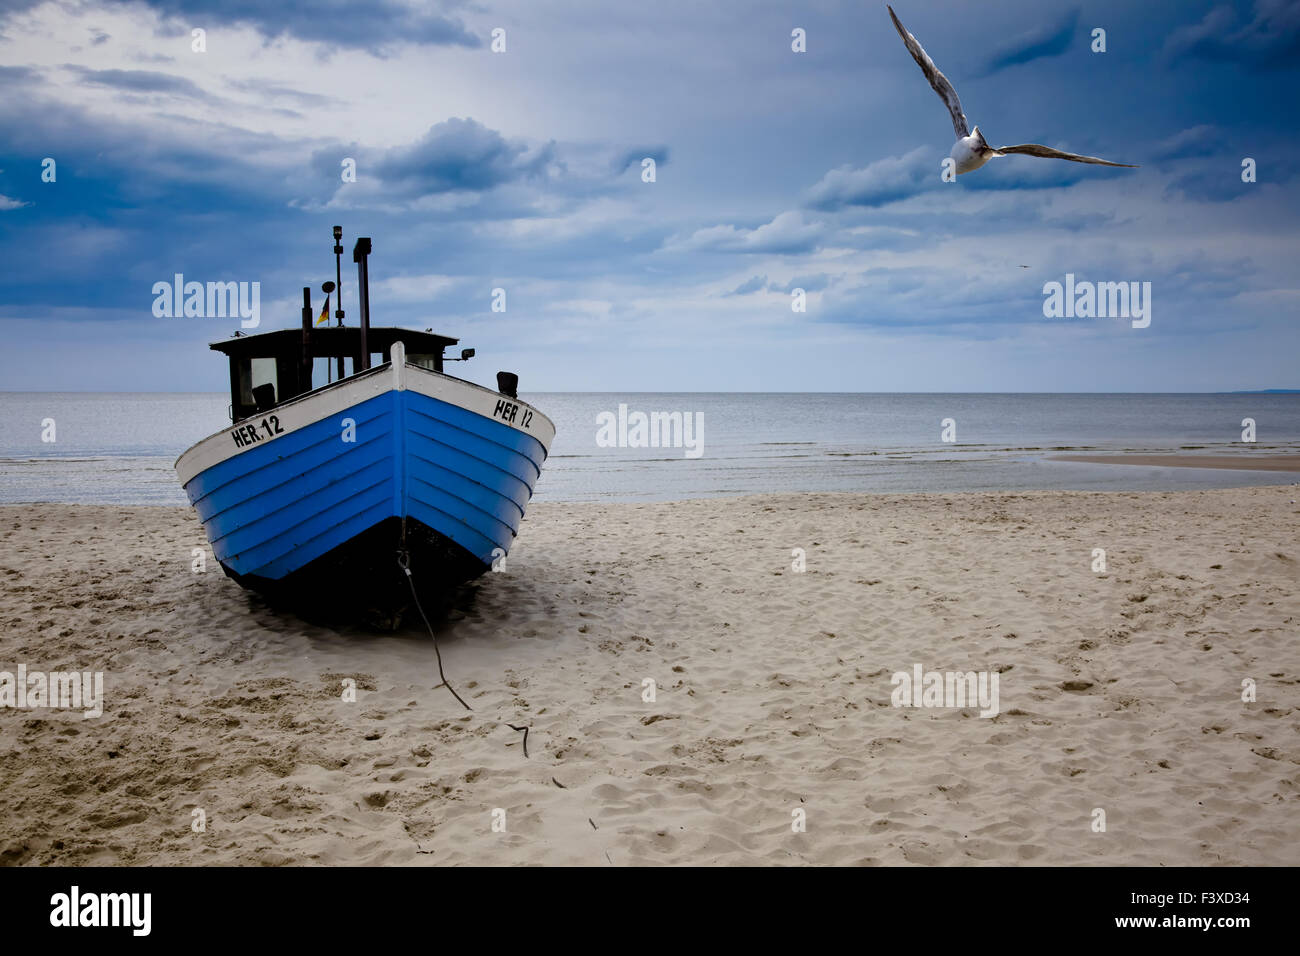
[407, 353, 442, 373]
[235, 356, 280, 420]
[215, 328, 458, 423]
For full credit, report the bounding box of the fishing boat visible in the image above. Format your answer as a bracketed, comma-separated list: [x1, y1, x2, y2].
[174, 231, 555, 618]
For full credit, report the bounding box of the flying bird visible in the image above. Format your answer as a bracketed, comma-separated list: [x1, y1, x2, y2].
[887, 5, 1137, 176]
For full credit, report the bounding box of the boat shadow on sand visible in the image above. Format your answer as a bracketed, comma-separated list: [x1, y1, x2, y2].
[234, 574, 491, 634]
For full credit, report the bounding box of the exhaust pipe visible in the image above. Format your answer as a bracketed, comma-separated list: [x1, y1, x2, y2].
[352, 237, 372, 371]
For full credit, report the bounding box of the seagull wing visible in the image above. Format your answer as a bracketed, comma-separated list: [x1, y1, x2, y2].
[887, 5, 968, 140]
[994, 143, 1138, 167]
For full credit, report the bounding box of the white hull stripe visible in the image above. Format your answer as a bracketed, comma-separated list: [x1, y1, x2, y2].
[175, 342, 555, 487]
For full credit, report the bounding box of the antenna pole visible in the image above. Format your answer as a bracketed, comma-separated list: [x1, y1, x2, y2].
[333, 226, 345, 381]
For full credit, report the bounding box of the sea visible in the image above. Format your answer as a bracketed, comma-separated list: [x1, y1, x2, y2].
[0, 392, 1297, 505]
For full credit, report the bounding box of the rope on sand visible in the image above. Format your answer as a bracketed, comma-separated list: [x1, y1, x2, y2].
[398, 551, 531, 758]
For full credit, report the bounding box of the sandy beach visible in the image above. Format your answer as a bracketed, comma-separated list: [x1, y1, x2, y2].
[1, 486, 1297, 866]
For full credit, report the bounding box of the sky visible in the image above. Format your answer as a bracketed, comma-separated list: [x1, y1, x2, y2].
[0, 0, 1297, 392]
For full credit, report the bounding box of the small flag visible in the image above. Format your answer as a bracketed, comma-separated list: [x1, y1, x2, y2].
[316, 295, 330, 326]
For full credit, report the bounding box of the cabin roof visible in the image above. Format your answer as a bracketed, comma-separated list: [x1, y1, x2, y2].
[210, 326, 458, 358]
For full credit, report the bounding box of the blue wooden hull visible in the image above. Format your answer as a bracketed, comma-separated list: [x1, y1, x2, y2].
[177, 366, 551, 606]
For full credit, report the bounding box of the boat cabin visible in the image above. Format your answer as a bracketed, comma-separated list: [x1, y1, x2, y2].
[212, 326, 460, 423]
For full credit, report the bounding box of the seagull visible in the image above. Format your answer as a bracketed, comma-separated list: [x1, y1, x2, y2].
[887, 5, 1137, 175]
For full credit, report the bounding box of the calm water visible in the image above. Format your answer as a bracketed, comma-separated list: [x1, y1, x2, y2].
[0, 392, 1297, 505]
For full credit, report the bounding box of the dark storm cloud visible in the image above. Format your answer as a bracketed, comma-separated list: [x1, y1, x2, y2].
[0, 64, 36, 83]
[135, 0, 481, 53]
[63, 65, 218, 102]
[805, 148, 932, 210]
[1165, 0, 1300, 69]
[311, 118, 557, 199]
[981, 8, 1079, 74]
[2, 0, 1298, 392]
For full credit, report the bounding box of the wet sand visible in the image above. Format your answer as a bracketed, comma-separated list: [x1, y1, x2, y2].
[1053, 454, 1300, 472]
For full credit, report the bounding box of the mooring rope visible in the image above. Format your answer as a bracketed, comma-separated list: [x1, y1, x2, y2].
[395, 551, 616, 858]
[397, 551, 530, 757]
[398, 550, 471, 711]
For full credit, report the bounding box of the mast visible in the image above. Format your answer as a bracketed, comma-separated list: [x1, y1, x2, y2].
[299, 287, 313, 396]
[333, 225, 344, 382]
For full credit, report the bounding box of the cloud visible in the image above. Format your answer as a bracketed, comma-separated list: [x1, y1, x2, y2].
[225, 78, 338, 109]
[0, 0, 1297, 393]
[63, 65, 218, 103]
[778, 273, 831, 293]
[1151, 125, 1221, 161]
[724, 274, 768, 296]
[665, 210, 824, 255]
[805, 148, 931, 210]
[0, 65, 37, 84]
[981, 8, 1079, 75]
[612, 146, 670, 175]
[376, 119, 553, 193]
[319, 118, 557, 200]
[129, 0, 481, 54]
[1166, 168, 1281, 203]
[0, 0, 43, 20]
[0, 194, 31, 210]
[1165, 0, 1300, 69]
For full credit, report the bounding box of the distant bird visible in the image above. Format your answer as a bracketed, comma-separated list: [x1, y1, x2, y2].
[887, 5, 1137, 176]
